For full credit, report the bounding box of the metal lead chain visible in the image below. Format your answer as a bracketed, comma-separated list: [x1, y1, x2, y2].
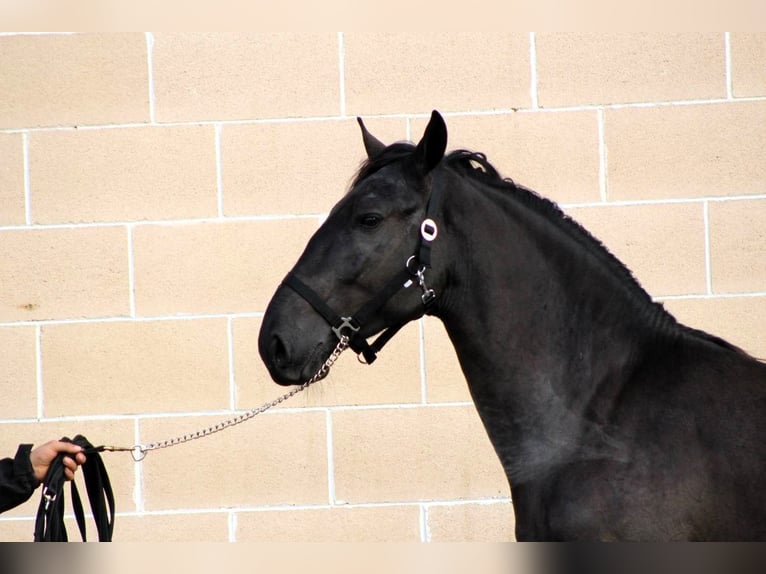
[105, 335, 350, 462]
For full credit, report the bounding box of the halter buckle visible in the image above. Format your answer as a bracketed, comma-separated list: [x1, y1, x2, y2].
[332, 316, 361, 340]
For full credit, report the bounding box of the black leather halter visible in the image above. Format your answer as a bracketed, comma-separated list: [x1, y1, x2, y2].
[282, 169, 444, 364]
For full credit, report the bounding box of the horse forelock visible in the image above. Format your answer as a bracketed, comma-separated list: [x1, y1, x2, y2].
[350, 142, 417, 190]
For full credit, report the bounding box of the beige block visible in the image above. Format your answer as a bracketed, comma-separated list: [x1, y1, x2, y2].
[115, 512, 230, 542]
[133, 218, 319, 315]
[0, 513, 141, 542]
[0, 133, 25, 225]
[566, 203, 707, 297]
[663, 296, 766, 360]
[0, 326, 37, 419]
[428, 502, 516, 542]
[332, 405, 509, 503]
[412, 110, 600, 204]
[236, 505, 421, 542]
[140, 411, 328, 510]
[30, 126, 218, 223]
[709, 199, 766, 293]
[423, 317, 471, 404]
[42, 319, 229, 417]
[536, 33, 725, 107]
[731, 33, 766, 97]
[152, 33, 340, 122]
[605, 102, 766, 201]
[0, 419, 136, 519]
[344, 33, 530, 115]
[0, 33, 149, 129]
[234, 318, 422, 410]
[222, 118, 407, 216]
[0, 518, 35, 542]
[0, 227, 129, 321]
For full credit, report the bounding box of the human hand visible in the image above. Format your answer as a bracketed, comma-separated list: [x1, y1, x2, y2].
[30, 441, 87, 483]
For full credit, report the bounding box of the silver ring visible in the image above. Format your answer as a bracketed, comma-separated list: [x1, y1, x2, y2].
[420, 218, 438, 242]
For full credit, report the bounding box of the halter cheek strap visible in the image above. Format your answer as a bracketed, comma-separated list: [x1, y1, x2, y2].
[283, 168, 444, 364]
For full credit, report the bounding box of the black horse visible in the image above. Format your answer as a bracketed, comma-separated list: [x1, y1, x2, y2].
[259, 110, 766, 541]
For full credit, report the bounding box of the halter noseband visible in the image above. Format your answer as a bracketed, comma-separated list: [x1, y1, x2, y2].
[282, 169, 444, 364]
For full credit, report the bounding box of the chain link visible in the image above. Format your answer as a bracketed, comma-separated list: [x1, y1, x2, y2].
[105, 335, 349, 462]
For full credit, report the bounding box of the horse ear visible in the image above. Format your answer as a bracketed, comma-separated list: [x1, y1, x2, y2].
[357, 117, 387, 159]
[414, 110, 448, 174]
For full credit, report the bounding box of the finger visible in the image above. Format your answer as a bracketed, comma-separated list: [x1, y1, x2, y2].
[64, 468, 76, 481]
[53, 441, 84, 455]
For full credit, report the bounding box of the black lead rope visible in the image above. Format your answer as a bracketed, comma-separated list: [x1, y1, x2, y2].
[34, 435, 115, 542]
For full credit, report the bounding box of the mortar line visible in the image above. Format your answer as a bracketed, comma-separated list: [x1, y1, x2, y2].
[656, 291, 766, 301]
[724, 32, 733, 100]
[227, 317, 237, 411]
[597, 108, 607, 202]
[562, 194, 766, 209]
[703, 201, 713, 295]
[134, 418, 145, 513]
[0, 400, 481, 427]
[127, 224, 137, 317]
[3, 278, 766, 330]
[0, 212, 324, 231]
[529, 32, 539, 109]
[3, 95, 766, 135]
[215, 123, 224, 218]
[22, 131, 31, 225]
[326, 409, 337, 505]
[145, 32, 156, 124]
[108, 496, 513, 516]
[1, 196, 763, 235]
[337, 32, 347, 117]
[35, 325, 44, 419]
[0, 312, 265, 328]
[228, 511, 237, 542]
[420, 504, 430, 542]
[0, 497, 518, 520]
[0, 32, 77, 36]
[418, 317, 428, 404]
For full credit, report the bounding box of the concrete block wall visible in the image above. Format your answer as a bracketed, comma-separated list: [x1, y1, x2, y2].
[0, 32, 764, 542]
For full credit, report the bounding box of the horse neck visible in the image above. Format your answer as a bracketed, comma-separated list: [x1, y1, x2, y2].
[433, 174, 661, 482]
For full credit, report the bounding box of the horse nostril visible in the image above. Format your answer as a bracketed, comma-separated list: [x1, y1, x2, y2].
[270, 335, 290, 369]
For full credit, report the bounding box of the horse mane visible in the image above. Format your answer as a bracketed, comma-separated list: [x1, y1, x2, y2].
[352, 145, 746, 356]
[444, 150, 657, 306]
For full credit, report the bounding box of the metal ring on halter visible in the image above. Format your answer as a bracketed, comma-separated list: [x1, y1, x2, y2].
[406, 255, 425, 276]
[420, 218, 438, 242]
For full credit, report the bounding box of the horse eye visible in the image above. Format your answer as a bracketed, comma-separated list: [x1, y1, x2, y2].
[358, 213, 383, 229]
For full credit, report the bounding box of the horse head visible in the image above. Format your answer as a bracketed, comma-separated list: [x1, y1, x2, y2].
[259, 111, 448, 385]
